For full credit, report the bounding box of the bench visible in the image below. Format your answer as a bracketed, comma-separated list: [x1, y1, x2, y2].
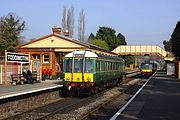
[11, 74, 26, 85]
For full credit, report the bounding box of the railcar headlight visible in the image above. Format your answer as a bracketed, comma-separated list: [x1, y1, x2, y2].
[77, 78, 80, 81]
[68, 86, 72, 91]
[66, 77, 70, 81]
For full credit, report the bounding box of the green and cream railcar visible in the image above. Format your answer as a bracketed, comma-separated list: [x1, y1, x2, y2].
[63, 50, 125, 94]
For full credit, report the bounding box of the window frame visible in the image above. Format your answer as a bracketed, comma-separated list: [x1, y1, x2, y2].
[43, 53, 50, 64]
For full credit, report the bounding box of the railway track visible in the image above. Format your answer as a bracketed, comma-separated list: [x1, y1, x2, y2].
[5, 97, 92, 120]
[4, 74, 142, 120]
[80, 77, 146, 120]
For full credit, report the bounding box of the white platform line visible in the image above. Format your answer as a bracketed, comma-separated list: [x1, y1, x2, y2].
[0, 85, 63, 100]
[110, 72, 156, 120]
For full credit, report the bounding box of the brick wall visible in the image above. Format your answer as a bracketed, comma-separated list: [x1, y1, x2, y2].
[0, 88, 63, 119]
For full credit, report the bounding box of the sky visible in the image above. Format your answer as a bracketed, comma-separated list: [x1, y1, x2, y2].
[0, 0, 180, 48]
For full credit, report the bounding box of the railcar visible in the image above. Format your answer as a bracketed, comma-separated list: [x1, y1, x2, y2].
[62, 50, 125, 96]
[140, 62, 157, 77]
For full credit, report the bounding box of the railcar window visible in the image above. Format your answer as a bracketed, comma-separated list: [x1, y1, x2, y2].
[111, 62, 112, 70]
[101, 61, 103, 71]
[109, 62, 111, 70]
[74, 59, 83, 73]
[84, 59, 94, 73]
[118, 63, 120, 70]
[65, 59, 72, 72]
[101, 61, 104, 71]
[103, 61, 105, 71]
[96, 61, 100, 72]
[120, 63, 122, 71]
[107, 62, 109, 71]
[112, 62, 114, 70]
[105, 62, 107, 71]
[107, 62, 108, 71]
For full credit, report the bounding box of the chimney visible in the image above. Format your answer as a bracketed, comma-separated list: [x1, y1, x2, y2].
[64, 30, 69, 37]
[52, 26, 61, 34]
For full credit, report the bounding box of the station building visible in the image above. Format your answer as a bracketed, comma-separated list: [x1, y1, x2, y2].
[16, 27, 117, 81]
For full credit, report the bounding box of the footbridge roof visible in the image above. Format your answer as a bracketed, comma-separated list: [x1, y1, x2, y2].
[112, 45, 167, 58]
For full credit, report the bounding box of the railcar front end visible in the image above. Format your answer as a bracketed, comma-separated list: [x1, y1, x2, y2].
[63, 51, 97, 95]
[140, 62, 157, 77]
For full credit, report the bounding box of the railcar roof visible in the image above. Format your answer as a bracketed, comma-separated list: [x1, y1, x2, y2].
[64, 50, 98, 58]
[97, 53, 124, 62]
[64, 50, 124, 62]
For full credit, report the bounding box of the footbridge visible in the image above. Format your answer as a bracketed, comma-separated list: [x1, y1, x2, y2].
[112, 45, 167, 58]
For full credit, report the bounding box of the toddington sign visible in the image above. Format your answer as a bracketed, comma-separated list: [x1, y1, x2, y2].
[6, 52, 29, 63]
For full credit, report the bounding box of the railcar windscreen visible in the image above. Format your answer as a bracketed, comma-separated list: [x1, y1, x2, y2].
[84, 59, 94, 73]
[74, 59, 83, 72]
[65, 58, 72, 72]
[141, 63, 153, 69]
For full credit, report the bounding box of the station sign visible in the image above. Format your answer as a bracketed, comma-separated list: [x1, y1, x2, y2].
[6, 52, 30, 63]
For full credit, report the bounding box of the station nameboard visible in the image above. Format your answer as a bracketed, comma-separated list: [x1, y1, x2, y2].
[6, 52, 30, 63]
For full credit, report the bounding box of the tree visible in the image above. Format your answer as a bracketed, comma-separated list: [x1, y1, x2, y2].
[87, 33, 95, 43]
[0, 13, 26, 53]
[61, 6, 67, 33]
[67, 6, 74, 38]
[78, 9, 85, 41]
[61, 6, 74, 38]
[163, 39, 172, 52]
[89, 38, 110, 50]
[96, 26, 118, 51]
[122, 56, 135, 67]
[18, 36, 27, 45]
[117, 33, 127, 45]
[171, 21, 180, 57]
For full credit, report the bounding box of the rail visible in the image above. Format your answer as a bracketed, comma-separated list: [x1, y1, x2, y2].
[125, 70, 140, 77]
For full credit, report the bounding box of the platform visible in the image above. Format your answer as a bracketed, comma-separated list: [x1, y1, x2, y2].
[111, 71, 180, 120]
[0, 80, 63, 100]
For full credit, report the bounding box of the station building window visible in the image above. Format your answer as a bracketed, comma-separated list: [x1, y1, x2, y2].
[43, 54, 50, 63]
[32, 54, 40, 60]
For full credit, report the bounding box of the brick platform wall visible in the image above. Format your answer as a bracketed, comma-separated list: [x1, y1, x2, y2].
[0, 88, 62, 119]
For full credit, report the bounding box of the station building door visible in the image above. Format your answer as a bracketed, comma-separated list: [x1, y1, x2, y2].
[55, 52, 65, 73]
[32, 54, 41, 80]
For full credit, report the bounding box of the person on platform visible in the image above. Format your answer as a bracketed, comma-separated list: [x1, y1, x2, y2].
[27, 70, 33, 84]
[22, 69, 27, 83]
